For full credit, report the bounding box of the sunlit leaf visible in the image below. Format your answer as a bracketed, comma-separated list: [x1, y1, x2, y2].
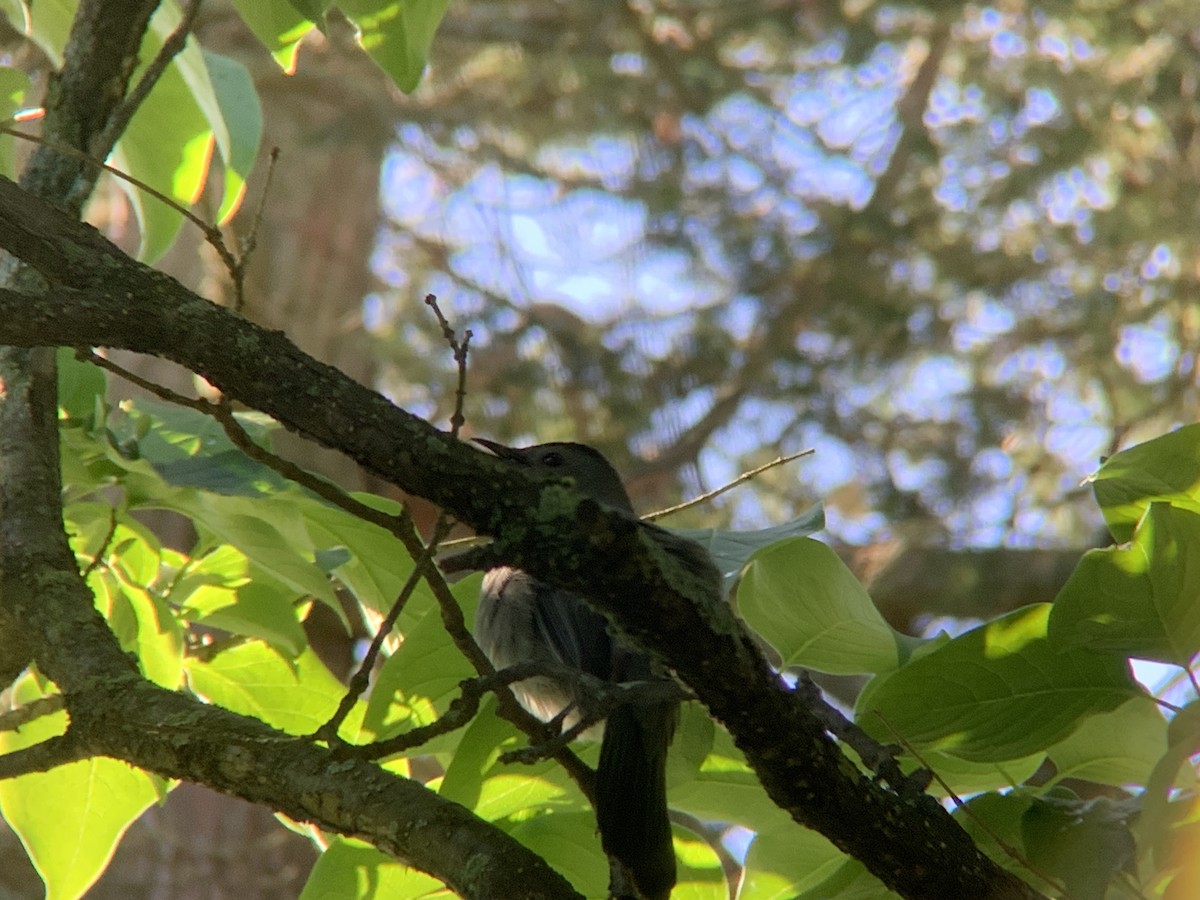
[738, 536, 900, 674]
[1090, 424, 1200, 542]
[299, 837, 448, 899]
[1050, 503, 1200, 665]
[340, 0, 451, 92]
[0, 675, 167, 900]
[185, 642, 358, 736]
[856, 604, 1139, 762]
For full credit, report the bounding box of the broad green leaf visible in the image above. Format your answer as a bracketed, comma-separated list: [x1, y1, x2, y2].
[56, 348, 106, 425]
[917, 749, 1044, 798]
[110, 4, 263, 258]
[738, 536, 899, 674]
[670, 830, 726, 899]
[1045, 698, 1168, 787]
[193, 49, 262, 220]
[174, 545, 307, 656]
[438, 696, 577, 816]
[742, 826, 849, 899]
[953, 792, 1035, 881]
[185, 642, 358, 736]
[361, 578, 478, 743]
[856, 604, 1139, 762]
[304, 496, 416, 615]
[230, 0, 313, 70]
[794, 859, 898, 900]
[669, 725, 793, 835]
[0, 65, 31, 177]
[1050, 503, 1200, 665]
[0, 675, 166, 900]
[508, 811, 609, 898]
[1090, 424, 1200, 542]
[299, 837, 448, 899]
[188, 500, 337, 605]
[1133, 701, 1200, 875]
[117, 583, 185, 689]
[676, 505, 823, 594]
[1021, 790, 1136, 899]
[340, 0, 451, 92]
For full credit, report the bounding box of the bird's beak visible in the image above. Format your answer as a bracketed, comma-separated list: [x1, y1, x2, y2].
[472, 437, 524, 463]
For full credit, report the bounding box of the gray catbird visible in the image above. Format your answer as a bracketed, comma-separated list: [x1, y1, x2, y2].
[472, 439, 699, 900]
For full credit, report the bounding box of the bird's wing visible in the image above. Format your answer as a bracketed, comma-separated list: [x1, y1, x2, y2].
[531, 584, 615, 681]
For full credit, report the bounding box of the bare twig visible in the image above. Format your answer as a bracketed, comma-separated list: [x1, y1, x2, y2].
[315, 509, 448, 742]
[88, 0, 204, 166]
[0, 694, 65, 733]
[0, 733, 85, 779]
[795, 670, 930, 797]
[2, 124, 239, 275]
[645, 449, 813, 521]
[80, 506, 118, 578]
[424, 293, 473, 435]
[232, 146, 281, 311]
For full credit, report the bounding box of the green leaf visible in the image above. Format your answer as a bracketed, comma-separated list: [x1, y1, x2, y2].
[174, 545, 307, 656]
[195, 49, 262, 220]
[56, 348, 107, 425]
[341, 0, 451, 92]
[229, 0, 314, 69]
[742, 826, 850, 899]
[669, 725, 793, 835]
[737, 536, 899, 675]
[438, 696, 578, 816]
[916, 749, 1044, 798]
[1090, 424, 1200, 542]
[508, 811, 609, 897]
[304, 494, 415, 615]
[856, 604, 1139, 762]
[185, 642, 357, 736]
[1021, 790, 1135, 899]
[1045, 699, 1168, 787]
[0, 675, 167, 900]
[299, 837, 447, 899]
[676, 505, 823, 594]
[0, 65, 31, 178]
[953, 792, 1035, 881]
[1050, 502, 1200, 665]
[361, 579, 477, 743]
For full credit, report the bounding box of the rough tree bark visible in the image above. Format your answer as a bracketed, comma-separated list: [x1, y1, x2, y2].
[0, 173, 1042, 900]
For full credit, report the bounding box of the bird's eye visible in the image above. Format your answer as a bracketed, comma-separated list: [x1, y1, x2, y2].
[541, 451, 565, 467]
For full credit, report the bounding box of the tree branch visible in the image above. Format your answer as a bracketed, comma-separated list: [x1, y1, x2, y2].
[0, 173, 1040, 899]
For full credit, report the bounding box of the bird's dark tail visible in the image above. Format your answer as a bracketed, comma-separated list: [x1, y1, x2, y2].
[595, 699, 677, 900]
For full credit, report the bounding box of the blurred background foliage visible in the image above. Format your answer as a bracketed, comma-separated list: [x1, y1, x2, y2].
[365, 0, 1198, 558]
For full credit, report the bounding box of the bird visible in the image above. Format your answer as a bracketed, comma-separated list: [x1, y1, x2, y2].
[472, 439, 688, 900]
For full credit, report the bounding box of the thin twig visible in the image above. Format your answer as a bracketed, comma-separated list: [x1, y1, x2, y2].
[795, 670, 930, 797]
[0, 695, 65, 733]
[315, 507, 446, 742]
[80, 507, 118, 578]
[88, 0, 204, 166]
[873, 710, 1070, 898]
[644, 449, 814, 521]
[424, 293, 473, 435]
[2, 124, 239, 275]
[232, 146, 281, 312]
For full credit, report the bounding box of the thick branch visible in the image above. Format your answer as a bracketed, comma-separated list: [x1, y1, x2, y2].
[0, 175, 1039, 899]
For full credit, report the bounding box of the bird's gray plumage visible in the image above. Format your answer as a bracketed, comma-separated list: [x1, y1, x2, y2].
[472, 439, 691, 900]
